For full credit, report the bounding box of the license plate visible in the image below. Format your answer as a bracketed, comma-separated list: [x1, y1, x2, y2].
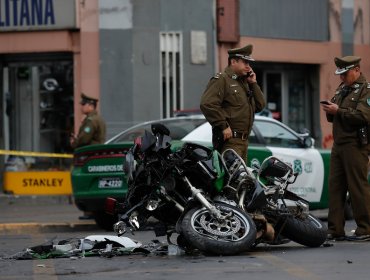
[98, 178, 123, 188]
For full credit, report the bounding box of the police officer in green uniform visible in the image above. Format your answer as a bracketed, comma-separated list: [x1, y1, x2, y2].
[70, 93, 106, 149]
[200, 44, 266, 161]
[322, 56, 370, 241]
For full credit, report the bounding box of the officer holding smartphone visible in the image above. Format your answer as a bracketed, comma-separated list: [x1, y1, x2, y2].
[321, 56, 370, 241]
[200, 44, 266, 162]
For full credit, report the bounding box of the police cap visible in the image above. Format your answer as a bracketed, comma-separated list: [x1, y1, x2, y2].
[228, 44, 255, 61]
[334, 56, 361, 75]
[80, 93, 98, 105]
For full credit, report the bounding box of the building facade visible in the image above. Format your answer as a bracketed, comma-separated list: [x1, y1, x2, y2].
[1, 0, 369, 160]
[0, 0, 99, 154]
[217, 0, 370, 148]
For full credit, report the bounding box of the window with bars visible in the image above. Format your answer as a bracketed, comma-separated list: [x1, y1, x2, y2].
[160, 32, 183, 118]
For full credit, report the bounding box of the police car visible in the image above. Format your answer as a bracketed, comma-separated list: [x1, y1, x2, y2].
[183, 117, 330, 207]
[71, 115, 332, 230]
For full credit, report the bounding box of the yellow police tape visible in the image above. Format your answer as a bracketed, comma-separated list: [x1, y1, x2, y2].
[0, 149, 72, 158]
[1, 149, 73, 195]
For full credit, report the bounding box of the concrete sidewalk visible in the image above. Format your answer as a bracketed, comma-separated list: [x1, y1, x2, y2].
[0, 194, 98, 234]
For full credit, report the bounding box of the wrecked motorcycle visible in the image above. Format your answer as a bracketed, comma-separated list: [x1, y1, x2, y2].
[106, 123, 257, 255]
[106, 123, 327, 255]
[221, 149, 327, 247]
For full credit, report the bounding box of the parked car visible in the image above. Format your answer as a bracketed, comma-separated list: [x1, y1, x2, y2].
[72, 115, 331, 230]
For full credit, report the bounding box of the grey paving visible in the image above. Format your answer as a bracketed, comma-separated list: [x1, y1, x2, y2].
[0, 194, 98, 234]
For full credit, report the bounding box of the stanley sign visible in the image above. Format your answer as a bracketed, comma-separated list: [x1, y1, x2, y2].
[3, 171, 72, 195]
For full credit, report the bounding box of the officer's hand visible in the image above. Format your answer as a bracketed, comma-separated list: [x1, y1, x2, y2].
[321, 102, 338, 115]
[223, 127, 232, 140]
[246, 70, 257, 84]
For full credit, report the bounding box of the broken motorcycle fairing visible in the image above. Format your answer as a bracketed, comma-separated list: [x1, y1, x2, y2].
[2, 235, 145, 260]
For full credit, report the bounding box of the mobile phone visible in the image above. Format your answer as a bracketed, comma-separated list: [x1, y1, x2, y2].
[320, 100, 330, 105]
[246, 71, 253, 78]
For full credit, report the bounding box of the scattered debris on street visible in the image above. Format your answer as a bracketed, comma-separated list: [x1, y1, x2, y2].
[1, 235, 184, 260]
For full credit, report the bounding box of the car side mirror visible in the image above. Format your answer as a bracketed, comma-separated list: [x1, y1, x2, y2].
[303, 136, 314, 148]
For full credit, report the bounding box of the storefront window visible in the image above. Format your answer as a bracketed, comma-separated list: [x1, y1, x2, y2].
[2, 56, 73, 154]
[38, 62, 74, 153]
[256, 62, 317, 136]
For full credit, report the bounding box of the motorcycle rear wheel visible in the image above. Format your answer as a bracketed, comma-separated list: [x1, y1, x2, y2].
[281, 214, 327, 247]
[181, 203, 256, 255]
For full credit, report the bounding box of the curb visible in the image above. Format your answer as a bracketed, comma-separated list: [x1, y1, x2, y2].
[0, 222, 99, 234]
[0, 194, 73, 203]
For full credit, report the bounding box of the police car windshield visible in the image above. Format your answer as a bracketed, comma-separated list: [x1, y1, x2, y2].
[107, 118, 207, 144]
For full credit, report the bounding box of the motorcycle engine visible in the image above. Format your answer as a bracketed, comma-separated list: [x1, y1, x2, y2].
[222, 149, 255, 195]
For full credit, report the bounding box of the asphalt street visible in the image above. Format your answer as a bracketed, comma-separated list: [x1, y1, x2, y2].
[0, 194, 330, 235]
[2, 195, 370, 280]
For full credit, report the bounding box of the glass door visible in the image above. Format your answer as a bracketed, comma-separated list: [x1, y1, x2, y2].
[287, 72, 309, 132]
[263, 70, 309, 132]
[3, 66, 38, 151]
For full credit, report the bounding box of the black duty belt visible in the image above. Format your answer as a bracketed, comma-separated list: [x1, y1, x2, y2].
[232, 130, 248, 140]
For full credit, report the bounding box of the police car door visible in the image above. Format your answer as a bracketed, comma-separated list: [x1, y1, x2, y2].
[252, 119, 325, 204]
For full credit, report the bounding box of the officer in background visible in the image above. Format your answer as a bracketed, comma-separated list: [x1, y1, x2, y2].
[321, 56, 370, 241]
[70, 93, 106, 149]
[200, 44, 265, 162]
[70, 93, 106, 220]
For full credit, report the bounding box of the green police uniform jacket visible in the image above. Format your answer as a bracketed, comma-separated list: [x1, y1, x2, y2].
[72, 111, 106, 149]
[200, 66, 266, 135]
[327, 74, 370, 148]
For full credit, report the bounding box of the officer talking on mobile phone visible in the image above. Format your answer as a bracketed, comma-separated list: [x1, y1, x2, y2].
[200, 44, 266, 162]
[321, 56, 370, 242]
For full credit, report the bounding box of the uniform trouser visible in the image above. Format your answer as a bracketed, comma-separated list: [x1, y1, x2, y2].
[327, 142, 370, 236]
[221, 137, 248, 162]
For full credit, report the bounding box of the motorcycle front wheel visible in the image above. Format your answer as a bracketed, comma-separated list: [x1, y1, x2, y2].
[281, 214, 327, 247]
[181, 203, 256, 255]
